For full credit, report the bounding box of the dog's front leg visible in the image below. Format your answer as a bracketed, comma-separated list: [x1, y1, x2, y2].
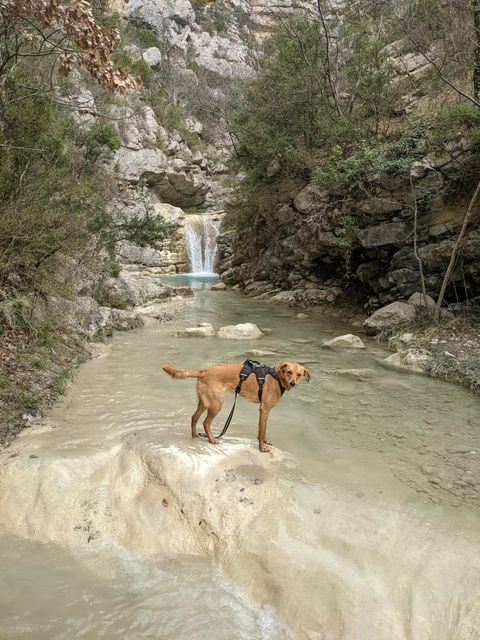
[257, 407, 271, 452]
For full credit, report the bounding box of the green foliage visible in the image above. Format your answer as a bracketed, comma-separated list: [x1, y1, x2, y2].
[195, 2, 234, 36]
[314, 142, 380, 191]
[83, 123, 121, 160]
[232, 18, 336, 182]
[129, 25, 163, 50]
[335, 215, 359, 250]
[429, 102, 480, 148]
[117, 212, 176, 248]
[335, 215, 359, 277]
[112, 48, 153, 85]
[314, 127, 425, 191]
[0, 70, 105, 295]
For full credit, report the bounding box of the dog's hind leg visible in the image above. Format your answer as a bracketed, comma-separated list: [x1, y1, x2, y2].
[202, 399, 223, 445]
[191, 398, 206, 438]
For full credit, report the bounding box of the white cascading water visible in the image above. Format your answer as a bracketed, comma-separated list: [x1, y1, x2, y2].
[184, 215, 221, 274]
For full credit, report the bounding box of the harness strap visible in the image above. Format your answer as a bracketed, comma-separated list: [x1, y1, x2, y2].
[199, 359, 284, 440]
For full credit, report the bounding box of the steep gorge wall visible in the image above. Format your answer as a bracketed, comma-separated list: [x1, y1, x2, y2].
[217, 141, 480, 310]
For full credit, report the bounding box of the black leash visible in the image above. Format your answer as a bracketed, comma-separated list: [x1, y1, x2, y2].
[199, 359, 284, 440]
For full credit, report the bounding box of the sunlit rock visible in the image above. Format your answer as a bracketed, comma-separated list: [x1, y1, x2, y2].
[324, 334, 366, 349]
[218, 323, 263, 339]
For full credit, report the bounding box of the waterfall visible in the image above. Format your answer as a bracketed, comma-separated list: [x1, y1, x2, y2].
[184, 215, 221, 274]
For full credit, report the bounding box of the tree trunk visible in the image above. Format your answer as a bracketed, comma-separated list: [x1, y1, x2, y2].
[434, 178, 480, 321]
[474, 0, 480, 102]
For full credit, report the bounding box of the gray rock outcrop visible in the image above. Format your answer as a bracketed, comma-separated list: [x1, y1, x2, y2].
[363, 302, 417, 336]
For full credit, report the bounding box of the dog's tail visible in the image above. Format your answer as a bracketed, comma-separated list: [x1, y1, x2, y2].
[162, 363, 204, 380]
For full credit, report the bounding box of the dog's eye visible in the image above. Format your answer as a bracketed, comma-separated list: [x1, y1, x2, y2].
[287, 370, 292, 374]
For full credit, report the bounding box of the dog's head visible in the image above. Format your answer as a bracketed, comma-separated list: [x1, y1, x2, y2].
[277, 362, 311, 390]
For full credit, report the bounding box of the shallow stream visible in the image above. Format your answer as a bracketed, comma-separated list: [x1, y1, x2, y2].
[1, 276, 479, 639]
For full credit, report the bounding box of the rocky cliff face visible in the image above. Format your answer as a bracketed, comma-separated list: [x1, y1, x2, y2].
[217, 140, 480, 310]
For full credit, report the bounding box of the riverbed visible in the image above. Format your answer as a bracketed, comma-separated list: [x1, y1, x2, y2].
[0, 277, 479, 639]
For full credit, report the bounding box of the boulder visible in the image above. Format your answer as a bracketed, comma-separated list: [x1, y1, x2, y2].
[211, 282, 227, 291]
[30, 295, 111, 337]
[363, 302, 417, 336]
[356, 197, 404, 218]
[114, 148, 168, 184]
[407, 292, 436, 313]
[102, 272, 173, 309]
[270, 291, 296, 304]
[357, 222, 407, 248]
[142, 46, 162, 68]
[324, 334, 366, 349]
[293, 183, 329, 214]
[218, 323, 263, 339]
[174, 286, 194, 297]
[177, 324, 214, 337]
[383, 349, 430, 374]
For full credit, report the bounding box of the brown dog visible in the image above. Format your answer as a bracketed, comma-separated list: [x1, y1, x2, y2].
[162, 361, 311, 452]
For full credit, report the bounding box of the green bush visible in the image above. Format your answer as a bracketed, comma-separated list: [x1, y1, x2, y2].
[132, 25, 162, 50]
[111, 48, 153, 85]
[314, 142, 380, 191]
[429, 102, 480, 148]
[83, 123, 121, 160]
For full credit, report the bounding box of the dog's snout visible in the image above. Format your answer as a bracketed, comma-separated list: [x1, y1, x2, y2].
[289, 381, 296, 387]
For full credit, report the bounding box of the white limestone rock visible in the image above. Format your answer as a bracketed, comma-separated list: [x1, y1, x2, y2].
[324, 334, 366, 349]
[218, 323, 263, 339]
[142, 46, 162, 68]
[177, 324, 214, 337]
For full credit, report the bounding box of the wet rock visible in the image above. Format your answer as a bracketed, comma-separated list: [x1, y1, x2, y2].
[383, 349, 430, 374]
[218, 323, 263, 339]
[324, 334, 366, 349]
[363, 302, 417, 336]
[211, 282, 227, 291]
[296, 313, 309, 319]
[177, 324, 214, 337]
[174, 286, 194, 297]
[245, 349, 278, 358]
[337, 368, 373, 380]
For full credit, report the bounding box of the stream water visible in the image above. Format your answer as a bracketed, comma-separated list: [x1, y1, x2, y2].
[0, 276, 479, 639]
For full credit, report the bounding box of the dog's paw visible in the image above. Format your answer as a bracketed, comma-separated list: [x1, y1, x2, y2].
[209, 438, 219, 445]
[259, 445, 271, 453]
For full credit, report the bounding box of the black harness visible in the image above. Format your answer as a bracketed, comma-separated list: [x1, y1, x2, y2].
[199, 359, 285, 440]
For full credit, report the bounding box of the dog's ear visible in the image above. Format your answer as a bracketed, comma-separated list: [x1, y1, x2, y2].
[302, 367, 311, 382]
[279, 362, 289, 372]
